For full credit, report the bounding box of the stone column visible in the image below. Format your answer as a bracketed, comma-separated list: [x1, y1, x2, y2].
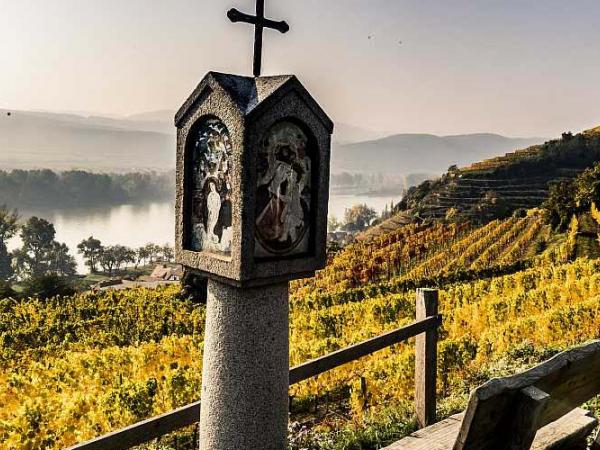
[199, 279, 289, 450]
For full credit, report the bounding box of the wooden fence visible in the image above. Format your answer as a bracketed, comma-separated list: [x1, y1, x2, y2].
[66, 289, 441, 450]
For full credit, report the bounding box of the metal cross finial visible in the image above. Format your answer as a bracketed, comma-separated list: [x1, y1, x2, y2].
[227, 0, 289, 77]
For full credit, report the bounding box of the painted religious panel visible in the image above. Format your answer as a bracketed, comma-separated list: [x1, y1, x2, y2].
[187, 118, 233, 256]
[255, 121, 312, 258]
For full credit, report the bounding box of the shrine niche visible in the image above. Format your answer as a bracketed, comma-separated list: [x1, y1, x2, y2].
[255, 121, 313, 258]
[175, 71, 333, 287]
[187, 117, 233, 255]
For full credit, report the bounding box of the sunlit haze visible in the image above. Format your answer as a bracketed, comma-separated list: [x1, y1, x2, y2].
[2, 0, 600, 136]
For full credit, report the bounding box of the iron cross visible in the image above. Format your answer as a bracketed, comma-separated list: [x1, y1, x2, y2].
[227, 0, 289, 77]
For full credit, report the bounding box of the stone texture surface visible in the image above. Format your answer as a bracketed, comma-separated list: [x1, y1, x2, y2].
[175, 71, 333, 287]
[199, 279, 289, 450]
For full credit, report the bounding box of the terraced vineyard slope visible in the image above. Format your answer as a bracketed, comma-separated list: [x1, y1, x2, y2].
[390, 126, 600, 224]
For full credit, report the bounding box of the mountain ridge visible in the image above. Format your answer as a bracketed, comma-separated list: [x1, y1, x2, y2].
[0, 108, 543, 177]
[333, 133, 544, 175]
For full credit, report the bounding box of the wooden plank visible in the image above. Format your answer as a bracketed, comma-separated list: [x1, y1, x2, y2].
[289, 314, 442, 385]
[453, 340, 600, 450]
[382, 413, 463, 450]
[507, 386, 550, 450]
[65, 401, 200, 450]
[415, 288, 439, 428]
[532, 408, 597, 450]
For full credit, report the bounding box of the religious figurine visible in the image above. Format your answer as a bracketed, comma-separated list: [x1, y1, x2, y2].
[255, 121, 312, 257]
[207, 181, 221, 244]
[188, 118, 233, 255]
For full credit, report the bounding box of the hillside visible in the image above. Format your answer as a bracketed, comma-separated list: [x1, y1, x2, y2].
[386, 126, 600, 225]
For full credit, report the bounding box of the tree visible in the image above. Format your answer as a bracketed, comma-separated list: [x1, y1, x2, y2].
[161, 244, 174, 262]
[77, 237, 103, 273]
[143, 243, 161, 263]
[14, 217, 57, 278]
[542, 180, 577, 230]
[0, 205, 18, 242]
[48, 242, 77, 277]
[574, 162, 600, 210]
[116, 246, 136, 270]
[100, 245, 135, 274]
[342, 204, 377, 232]
[14, 217, 77, 280]
[135, 246, 151, 269]
[0, 244, 13, 281]
[0, 206, 18, 282]
[99, 246, 119, 276]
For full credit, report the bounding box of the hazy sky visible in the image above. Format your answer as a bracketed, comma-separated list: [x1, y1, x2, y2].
[2, 0, 600, 137]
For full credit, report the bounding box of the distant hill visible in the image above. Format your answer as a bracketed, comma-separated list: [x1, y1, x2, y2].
[332, 133, 543, 175]
[0, 109, 175, 172]
[0, 108, 541, 180]
[0, 109, 391, 172]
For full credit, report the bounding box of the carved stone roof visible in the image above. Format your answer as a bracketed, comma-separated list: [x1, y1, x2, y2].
[175, 72, 333, 132]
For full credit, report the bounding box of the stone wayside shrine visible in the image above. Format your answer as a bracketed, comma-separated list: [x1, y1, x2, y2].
[174, 3, 333, 448]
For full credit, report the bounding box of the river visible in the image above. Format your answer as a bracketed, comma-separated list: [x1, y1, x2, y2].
[8, 193, 398, 273]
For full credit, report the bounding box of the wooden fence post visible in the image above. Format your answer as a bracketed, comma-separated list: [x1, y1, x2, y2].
[415, 288, 438, 428]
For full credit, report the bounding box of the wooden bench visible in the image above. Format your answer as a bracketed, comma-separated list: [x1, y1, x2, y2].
[385, 340, 600, 450]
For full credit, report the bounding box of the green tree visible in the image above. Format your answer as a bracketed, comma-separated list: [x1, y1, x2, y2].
[574, 163, 600, 210]
[99, 246, 119, 275]
[14, 217, 56, 278]
[77, 236, 104, 273]
[14, 217, 76, 279]
[161, 244, 174, 262]
[143, 243, 161, 263]
[0, 205, 18, 282]
[100, 245, 135, 274]
[115, 246, 136, 270]
[135, 246, 151, 269]
[48, 242, 77, 277]
[542, 180, 578, 230]
[0, 205, 18, 242]
[0, 244, 13, 281]
[342, 204, 377, 232]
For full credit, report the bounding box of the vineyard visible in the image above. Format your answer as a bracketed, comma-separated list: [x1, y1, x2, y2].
[1, 211, 600, 449]
[292, 212, 548, 300]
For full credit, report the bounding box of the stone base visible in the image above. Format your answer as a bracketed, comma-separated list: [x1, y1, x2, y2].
[199, 279, 289, 450]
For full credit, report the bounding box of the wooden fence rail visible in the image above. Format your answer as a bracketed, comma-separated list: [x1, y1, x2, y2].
[66, 289, 441, 450]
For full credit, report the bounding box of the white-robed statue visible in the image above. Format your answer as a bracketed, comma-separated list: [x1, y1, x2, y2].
[279, 169, 304, 243]
[206, 181, 221, 244]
